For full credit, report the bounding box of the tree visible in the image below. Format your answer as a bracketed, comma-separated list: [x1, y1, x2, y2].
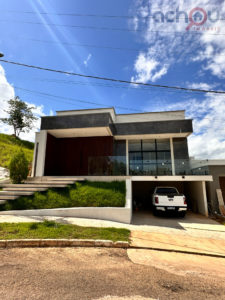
[0, 96, 38, 137]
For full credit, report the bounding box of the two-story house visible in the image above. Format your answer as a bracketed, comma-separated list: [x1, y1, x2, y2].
[32, 108, 212, 217]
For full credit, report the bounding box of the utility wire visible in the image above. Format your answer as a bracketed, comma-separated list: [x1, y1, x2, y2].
[0, 19, 224, 36]
[8, 36, 225, 58]
[12, 86, 142, 112]
[6, 74, 222, 98]
[2, 10, 225, 21]
[1, 83, 224, 125]
[1, 59, 225, 95]
[3, 85, 225, 126]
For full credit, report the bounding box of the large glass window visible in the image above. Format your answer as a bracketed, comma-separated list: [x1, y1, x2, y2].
[129, 139, 172, 175]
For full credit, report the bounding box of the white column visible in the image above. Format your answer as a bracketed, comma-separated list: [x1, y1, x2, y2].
[126, 139, 129, 176]
[170, 137, 175, 175]
[33, 130, 47, 177]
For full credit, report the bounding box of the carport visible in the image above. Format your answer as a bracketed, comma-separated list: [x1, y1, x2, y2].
[131, 176, 213, 217]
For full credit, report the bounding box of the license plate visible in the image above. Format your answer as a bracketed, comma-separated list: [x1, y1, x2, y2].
[169, 198, 174, 201]
[167, 207, 175, 210]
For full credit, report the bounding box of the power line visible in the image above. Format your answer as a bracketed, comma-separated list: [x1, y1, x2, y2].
[8, 36, 225, 58]
[2, 10, 225, 21]
[7, 74, 221, 98]
[3, 85, 225, 127]
[1, 58, 225, 95]
[0, 19, 224, 36]
[12, 86, 143, 112]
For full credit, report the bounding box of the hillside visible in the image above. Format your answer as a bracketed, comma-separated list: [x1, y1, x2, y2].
[0, 133, 34, 168]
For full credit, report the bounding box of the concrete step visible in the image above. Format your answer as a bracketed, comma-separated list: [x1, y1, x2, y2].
[1, 184, 67, 188]
[0, 195, 19, 200]
[3, 188, 48, 192]
[25, 181, 75, 185]
[29, 177, 85, 182]
[0, 191, 34, 196]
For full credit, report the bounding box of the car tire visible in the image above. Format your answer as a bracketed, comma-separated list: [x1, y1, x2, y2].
[179, 211, 186, 218]
[153, 207, 158, 216]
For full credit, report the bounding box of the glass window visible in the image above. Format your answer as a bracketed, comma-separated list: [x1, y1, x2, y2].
[156, 139, 170, 151]
[157, 151, 171, 161]
[129, 152, 142, 164]
[142, 140, 155, 151]
[143, 164, 157, 175]
[113, 140, 126, 156]
[143, 152, 156, 163]
[129, 140, 141, 151]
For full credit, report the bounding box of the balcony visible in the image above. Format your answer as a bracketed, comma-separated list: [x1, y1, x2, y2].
[88, 157, 209, 176]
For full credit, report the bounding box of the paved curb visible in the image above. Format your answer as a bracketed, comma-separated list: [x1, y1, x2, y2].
[129, 246, 225, 259]
[0, 239, 129, 249]
[0, 240, 224, 258]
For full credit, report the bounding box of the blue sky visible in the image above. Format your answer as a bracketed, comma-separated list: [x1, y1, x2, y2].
[0, 0, 225, 159]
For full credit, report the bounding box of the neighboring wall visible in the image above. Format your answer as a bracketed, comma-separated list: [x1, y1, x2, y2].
[206, 165, 225, 212]
[185, 181, 208, 216]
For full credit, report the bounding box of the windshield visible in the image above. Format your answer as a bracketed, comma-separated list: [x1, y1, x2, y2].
[156, 187, 178, 194]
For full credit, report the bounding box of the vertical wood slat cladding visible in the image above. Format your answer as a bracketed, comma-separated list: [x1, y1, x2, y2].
[44, 134, 113, 176]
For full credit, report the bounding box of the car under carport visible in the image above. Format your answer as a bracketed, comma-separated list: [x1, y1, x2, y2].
[131, 176, 213, 217]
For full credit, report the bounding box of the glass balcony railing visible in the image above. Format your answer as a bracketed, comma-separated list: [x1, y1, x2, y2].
[129, 160, 172, 175]
[88, 156, 209, 176]
[88, 156, 127, 176]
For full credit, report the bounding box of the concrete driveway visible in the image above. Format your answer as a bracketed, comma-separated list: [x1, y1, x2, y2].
[0, 211, 224, 240]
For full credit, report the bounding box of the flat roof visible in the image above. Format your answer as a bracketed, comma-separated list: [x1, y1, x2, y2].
[56, 107, 185, 116]
[56, 107, 116, 113]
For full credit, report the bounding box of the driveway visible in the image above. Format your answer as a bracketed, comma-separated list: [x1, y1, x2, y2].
[0, 211, 224, 240]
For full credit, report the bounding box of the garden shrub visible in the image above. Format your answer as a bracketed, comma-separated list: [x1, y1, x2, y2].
[9, 150, 29, 184]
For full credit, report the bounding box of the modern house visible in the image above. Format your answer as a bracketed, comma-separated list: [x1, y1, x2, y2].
[32, 108, 212, 217]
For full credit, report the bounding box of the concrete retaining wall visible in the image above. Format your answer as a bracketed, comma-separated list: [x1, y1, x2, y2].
[0, 179, 132, 224]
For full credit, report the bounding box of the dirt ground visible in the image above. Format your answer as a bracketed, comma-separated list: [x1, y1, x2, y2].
[0, 248, 225, 300]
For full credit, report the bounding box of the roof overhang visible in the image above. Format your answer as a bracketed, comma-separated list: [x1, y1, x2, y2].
[47, 127, 112, 138]
[131, 175, 213, 182]
[115, 132, 191, 140]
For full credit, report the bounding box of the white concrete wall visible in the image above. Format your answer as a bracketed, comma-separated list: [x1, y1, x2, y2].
[115, 111, 185, 123]
[32, 131, 47, 177]
[185, 181, 208, 216]
[0, 179, 133, 224]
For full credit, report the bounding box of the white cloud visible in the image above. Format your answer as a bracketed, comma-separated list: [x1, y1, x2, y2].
[159, 91, 225, 159]
[131, 53, 168, 83]
[84, 53, 92, 67]
[130, 0, 225, 81]
[0, 65, 45, 142]
[130, 1, 225, 159]
[187, 82, 214, 90]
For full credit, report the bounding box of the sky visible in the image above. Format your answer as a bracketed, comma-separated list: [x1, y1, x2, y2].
[0, 0, 225, 159]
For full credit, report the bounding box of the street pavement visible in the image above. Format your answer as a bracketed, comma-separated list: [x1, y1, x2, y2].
[0, 247, 224, 300]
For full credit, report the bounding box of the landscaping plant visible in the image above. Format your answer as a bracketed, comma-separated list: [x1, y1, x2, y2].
[9, 150, 29, 184]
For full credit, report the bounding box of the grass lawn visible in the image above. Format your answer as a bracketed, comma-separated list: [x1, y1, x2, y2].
[0, 133, 34, 168]
[0, 220, 130, 242]
[0, 181, 126, 211]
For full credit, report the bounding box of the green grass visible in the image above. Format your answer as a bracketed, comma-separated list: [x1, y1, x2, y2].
[0, 221, 130, 241]
[0, 181, 126, 211]
[0, 133, 34, 168]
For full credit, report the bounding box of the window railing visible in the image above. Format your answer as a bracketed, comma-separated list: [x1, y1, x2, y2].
[88, 156, 209, 176]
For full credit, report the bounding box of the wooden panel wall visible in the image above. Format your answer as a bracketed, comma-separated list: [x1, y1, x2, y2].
[44, 134, 113, 176]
